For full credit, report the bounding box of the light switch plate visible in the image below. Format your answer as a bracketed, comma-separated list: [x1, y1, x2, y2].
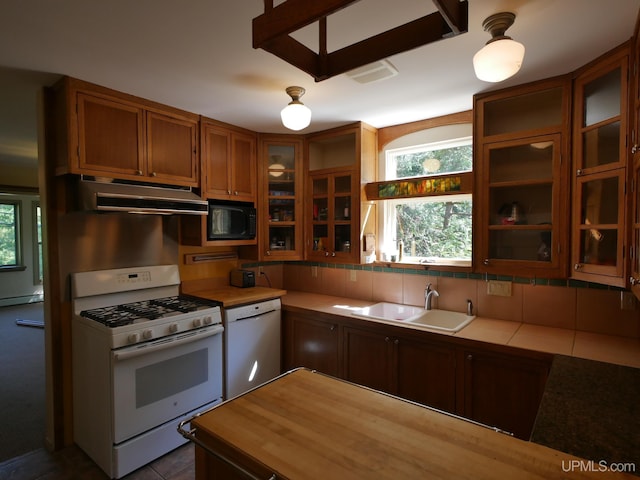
[487, 280, 512, 297]
[349, 270, 357, 282]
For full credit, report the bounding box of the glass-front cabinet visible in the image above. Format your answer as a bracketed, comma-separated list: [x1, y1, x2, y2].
[571, 45, 629, 287]
[310, 172, 357, 260]
[306, 122, 377, 263]
[474, 78, 570, 277]
[258, 136, 304, 260]
[482, 135, 562, 268]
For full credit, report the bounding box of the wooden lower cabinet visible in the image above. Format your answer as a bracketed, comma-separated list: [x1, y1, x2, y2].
[343, 326, 394, 393]
[396, 335, 457, 413]
[283, 308, 551, 440]
[282, 310, 340, 377]
[462, 348, 551, 440]
[342, 326, 457, 414]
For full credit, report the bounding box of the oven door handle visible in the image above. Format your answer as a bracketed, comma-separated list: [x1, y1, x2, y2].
[112, 324, 224, 361]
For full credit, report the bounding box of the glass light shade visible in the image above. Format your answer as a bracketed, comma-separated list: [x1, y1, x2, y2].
[473, 38, 525, 82]
[281, 102, 311, 131]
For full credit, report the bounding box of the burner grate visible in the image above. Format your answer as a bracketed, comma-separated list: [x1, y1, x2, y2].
[80, 295, 221, 327]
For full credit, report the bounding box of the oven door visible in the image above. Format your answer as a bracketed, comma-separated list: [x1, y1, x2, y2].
[111, 324, 223, 443]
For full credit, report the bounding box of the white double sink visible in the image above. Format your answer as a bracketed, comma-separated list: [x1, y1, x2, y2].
[352, 302, 475, 332]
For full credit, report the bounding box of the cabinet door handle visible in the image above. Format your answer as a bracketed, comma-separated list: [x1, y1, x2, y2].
[574, 263, 583, 271]
[576, 169, 583, 176]
[633, 144, 639, 154]
[324, 251, 330, 257]
[483, 259, 489, 266]
[385, 337, 391, 342]
[630, 276, 639, 286]
[266, 250, 271, 256]
[234, 191, 238, 195]
[394, 339, 399, 345]
[466, 354, 473, 361]
[330, 324, 336, 331]
[151, 171, 157, 177]
[331, 251, 336, 257]
[135, 170, 143, 175]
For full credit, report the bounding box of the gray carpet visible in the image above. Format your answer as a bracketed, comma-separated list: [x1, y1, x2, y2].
[0, 302, 46, 464]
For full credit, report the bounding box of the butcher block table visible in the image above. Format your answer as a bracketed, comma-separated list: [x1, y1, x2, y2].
[182, 369, 635, 480]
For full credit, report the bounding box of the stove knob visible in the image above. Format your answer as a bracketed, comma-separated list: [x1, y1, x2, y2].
[203, 315, 212, 325]
[169, 323, 178, 333]
[142, 329, 153, 340]
[192, 317, 202, 328]
[128, 333, 140, 344]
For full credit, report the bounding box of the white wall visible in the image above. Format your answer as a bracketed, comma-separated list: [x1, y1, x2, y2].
[0, 192, 43, 306]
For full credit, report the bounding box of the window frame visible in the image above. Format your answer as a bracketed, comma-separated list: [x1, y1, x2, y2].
[0, 199, 24, 271]
[379, 132, 474, 267]
[32, 201, 43, 284]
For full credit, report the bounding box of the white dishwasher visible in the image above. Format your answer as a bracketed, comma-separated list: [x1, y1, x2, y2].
[223, 297, 281, 399]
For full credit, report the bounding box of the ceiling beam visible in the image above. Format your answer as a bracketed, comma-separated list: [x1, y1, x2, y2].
[252, 0, 359, 48]
[253, 0, 469, 82]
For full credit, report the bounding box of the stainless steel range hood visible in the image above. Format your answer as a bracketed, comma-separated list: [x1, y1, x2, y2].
[76, 177, 208, 215]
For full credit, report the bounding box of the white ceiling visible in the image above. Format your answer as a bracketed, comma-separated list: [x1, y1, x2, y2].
[1, 0, 639, 171]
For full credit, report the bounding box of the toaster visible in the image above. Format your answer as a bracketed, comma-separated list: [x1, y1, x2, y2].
[230, 269, 255, 288]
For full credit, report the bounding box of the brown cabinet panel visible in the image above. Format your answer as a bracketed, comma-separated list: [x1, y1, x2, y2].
[231, 133, 256, 200]
[58, 77, 199, 187]
[201, 121, 256, 202]
[343, 326, 393, 393]
[202, 125, 231, 197]
[77, 93, 145, 175]
[283, 311, 340, 377]
[463, 348, 550, 440]
[146, 111, 198, 184]
[396, 336, 456, 413]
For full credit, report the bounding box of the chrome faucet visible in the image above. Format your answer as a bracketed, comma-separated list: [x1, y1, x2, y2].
[424, 283, 439, 310]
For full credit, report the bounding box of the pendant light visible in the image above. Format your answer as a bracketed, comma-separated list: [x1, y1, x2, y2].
[473, 12, 525, 83]
[280, 86, 311, 131]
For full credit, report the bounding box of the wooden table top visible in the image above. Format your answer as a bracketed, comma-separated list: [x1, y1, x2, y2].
[191, 369, 634, 479]
[190, 286, 286, 308]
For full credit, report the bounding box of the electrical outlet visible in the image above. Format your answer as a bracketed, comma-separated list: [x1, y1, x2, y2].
[258, 266, 264, 275]
[311, 266, 318, 278]
[350, 270, 357, 282]
[487, 280, 512, 297]
[621, 291, 637, 311]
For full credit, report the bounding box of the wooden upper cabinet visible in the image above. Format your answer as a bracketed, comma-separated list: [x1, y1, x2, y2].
[305, 122, 378, 263]
[146, 111, 198, 185]
[77, 93, 145, 175]
[473, 77, 571, 278]
[201, 119, 256, 202]
[54, 76, 199, 187]
[571, 44, 630, 287]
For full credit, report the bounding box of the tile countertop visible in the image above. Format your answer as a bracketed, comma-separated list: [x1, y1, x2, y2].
[281, 291, 640, 369]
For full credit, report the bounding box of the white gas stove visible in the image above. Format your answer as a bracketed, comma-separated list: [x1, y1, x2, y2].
[71, 265, 224, 479]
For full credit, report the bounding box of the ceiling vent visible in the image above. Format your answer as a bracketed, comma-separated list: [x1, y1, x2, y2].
[346, 60, 399, 84]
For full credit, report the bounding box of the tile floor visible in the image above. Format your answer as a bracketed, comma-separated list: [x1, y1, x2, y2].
[0, 442, 195, 480]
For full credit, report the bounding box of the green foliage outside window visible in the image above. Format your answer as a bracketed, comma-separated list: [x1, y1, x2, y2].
[390, 144, 473, 262]
[0, 202, 19, 267]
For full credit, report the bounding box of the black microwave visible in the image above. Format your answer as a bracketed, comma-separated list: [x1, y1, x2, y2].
[207, 200, 256, 240]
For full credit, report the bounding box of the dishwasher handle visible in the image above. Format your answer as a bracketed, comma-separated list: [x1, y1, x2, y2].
[227, 309, 277, 323]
